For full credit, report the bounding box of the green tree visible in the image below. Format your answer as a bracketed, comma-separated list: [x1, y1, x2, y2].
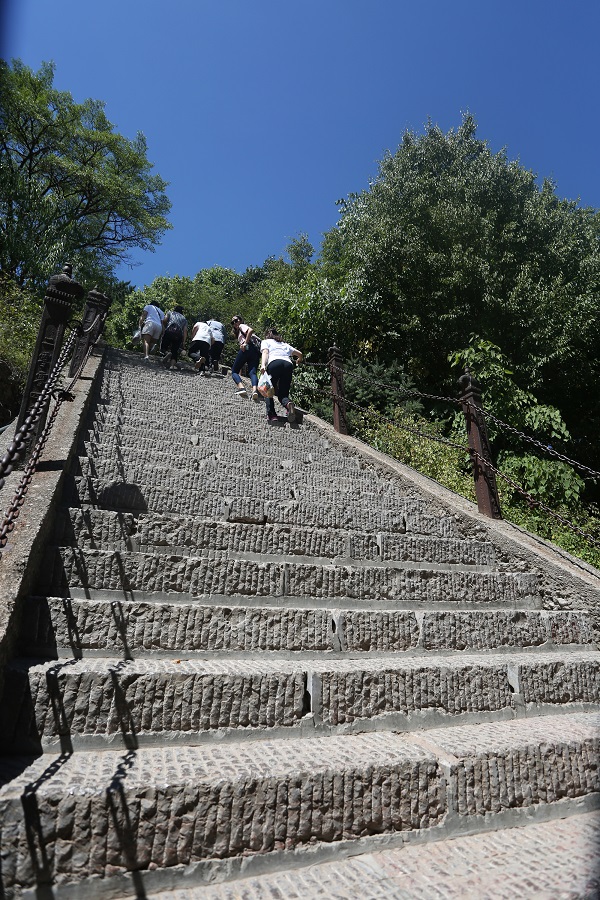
[0, 59, 171, 289]
[318, 114, 600, 467]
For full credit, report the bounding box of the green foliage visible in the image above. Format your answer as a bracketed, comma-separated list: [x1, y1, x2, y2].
[0, 59, 171, 290]
[502, 503, 600, 570]
[361, 411, 476, 501]
[448, 336, 571, 445]
[446, 335, 585, 512]
[497, 454, 585, 509]
[0, 274, 40, 379]
[323, 114, 600, 470]
[358, 410, 599, 569]
[286, 233, 314, 271]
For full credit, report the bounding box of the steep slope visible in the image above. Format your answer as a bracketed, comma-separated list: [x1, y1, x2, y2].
[0, 348, 599, 898]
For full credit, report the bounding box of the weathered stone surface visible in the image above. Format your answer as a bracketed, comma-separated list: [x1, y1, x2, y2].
[0, 657, 308, 749]
[59, 507, 491, 565]
[21, 596, 336, 655]
[50, 547, 536, 605]
[21, 597, 592, 659]
[2, 347, 600, 899]
[148, 811, 600, 899]
[427, 712, 600, 814]
[422, 609, 549, 650]
[3, 652, 599, 749]
[0, 734, 444, 890]
[70, 475, 459, 537]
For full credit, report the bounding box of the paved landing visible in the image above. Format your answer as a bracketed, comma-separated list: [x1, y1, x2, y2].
[150, 810, 600, 899]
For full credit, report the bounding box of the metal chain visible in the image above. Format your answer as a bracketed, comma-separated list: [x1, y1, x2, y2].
[0, 400, 62, 548]
[340, 364, 463, 408]
[328, 361, 600, 480]
[465, 405, 600, 480]
[0, 329, 78, 491]
[301, 380, 471, 456]
[472, 450, 600, 550]
[78, 311, 103, 336]
[305, 380, 600, 550]
[0, 312, 107, 552]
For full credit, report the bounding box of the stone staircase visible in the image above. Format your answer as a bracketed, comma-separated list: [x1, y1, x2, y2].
[0, 347, 599, 898]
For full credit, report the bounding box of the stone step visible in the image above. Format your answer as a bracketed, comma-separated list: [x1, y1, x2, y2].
[3, 651, 599, 751]
[75, 446, 392, 494]
[73, 453, 411, 504]
[48, 547, 537, 607]
[58, 508, 493, 567]
[90, 400, 299, 432]
[20, 596, 594, 659]
[95, 370, 292, 405]
[66, 477, 460, 536]
[147, 810, 600, 900]
[86, 414, 318, 455]
[83, 422, 343, 461]
[1, 713, 598, 896]
[82, 436, 366, 477]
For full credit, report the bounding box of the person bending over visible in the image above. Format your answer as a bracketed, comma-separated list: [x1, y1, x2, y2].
[260, 327, 303, 424]
[230, 315, 260, 400]
[189, 320, 213, 374]
[160, 305, 188, 370]
[207, 319, 226, 373]
[139, 303, 164, 359]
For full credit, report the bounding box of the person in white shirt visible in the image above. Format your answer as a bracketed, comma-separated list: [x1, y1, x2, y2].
[138, 304, 165, 359]
[260, 328, 303, 424]
[189, 320, 213, 374]
[207, 319, 226, 373]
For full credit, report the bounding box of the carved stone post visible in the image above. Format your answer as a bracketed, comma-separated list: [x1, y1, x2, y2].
[328, 345, 348, 435]
[16, 264, 84, 443]
[458, 368, 502, 519]
[69, 286, 111, 376]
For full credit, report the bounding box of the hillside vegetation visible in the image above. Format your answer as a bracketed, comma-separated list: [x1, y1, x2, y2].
[1, 74, 599, 565]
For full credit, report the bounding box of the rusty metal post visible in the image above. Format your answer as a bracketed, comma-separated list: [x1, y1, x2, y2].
[328, 345, 348, 435]
[16, 264, 84, 445]
[69, 286, 111, 376]
[458, 368, 502, 519]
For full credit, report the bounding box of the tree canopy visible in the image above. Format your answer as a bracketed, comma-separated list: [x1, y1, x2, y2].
[259, 114, 600, 470]
[0, 59, 171, 289]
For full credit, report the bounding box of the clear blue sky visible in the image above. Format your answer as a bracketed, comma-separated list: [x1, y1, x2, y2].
[3, 0, 599, 290]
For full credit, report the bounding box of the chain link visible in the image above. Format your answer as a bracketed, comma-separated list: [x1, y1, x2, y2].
[0, 330, 78, 492]
[471, 450, 600, 550]
[327, 361, 600, 480]
[303, 379, 600, 551]
[301, 380, 471, 456]
[0, 312, 107, 552]
[463, 404, 600, 480]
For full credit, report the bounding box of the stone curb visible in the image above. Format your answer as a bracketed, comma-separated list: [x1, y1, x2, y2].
[0, 348, 106, 699]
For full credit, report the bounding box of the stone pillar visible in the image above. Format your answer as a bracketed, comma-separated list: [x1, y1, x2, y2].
[69, 287, 111, 377]
[458, 368, 502, 519]
[329, 345, 348, 435]
[16, 264, 84, 444]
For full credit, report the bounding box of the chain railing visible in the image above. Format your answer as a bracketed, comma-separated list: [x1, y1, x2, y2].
[304, 346, 599, 547]
[474, 450, 600, 551]
[0, 266, 111, 555]
[319, 356, 599, 482]
[305, 377, 600, 550]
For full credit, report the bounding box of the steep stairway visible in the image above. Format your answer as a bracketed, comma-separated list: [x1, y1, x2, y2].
[0, 347, 599, 898]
